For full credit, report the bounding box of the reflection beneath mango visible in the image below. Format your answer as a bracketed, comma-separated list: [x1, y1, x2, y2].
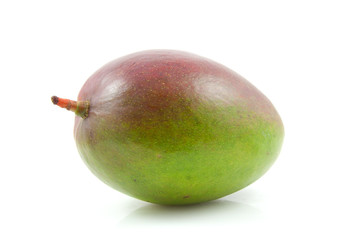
[118, 198, 262, 227]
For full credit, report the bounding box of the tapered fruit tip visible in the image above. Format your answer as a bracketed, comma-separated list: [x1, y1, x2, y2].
[51, 96, 59, 105]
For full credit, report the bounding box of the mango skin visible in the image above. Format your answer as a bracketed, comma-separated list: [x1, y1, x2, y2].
[74, 50, 284, 205]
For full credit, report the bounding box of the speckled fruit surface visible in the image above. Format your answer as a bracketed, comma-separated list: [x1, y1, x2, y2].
[74, 50, 284, 205]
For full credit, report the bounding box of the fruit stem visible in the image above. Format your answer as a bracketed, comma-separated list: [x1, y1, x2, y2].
[51, 96, 90, 119]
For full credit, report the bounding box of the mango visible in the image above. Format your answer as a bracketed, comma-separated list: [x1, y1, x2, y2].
[52, 50, 284, 205]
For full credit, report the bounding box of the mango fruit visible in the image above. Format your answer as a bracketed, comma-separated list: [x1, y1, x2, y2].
[52, 50, 284, 205]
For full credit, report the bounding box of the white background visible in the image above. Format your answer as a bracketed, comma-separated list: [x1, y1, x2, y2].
[1, 0, 340, 239]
